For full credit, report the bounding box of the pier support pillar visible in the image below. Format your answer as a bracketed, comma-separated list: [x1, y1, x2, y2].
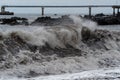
[113, 8, 115, 16]
[89, 7, 91, 18]
[1, 6, 5, 12]
[117, 8, 119, 14]
[41, 7, 44, 16]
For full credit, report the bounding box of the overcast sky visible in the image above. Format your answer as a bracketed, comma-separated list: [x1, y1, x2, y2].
[0, 0, 118, 5]
[0, 0, 119, 14]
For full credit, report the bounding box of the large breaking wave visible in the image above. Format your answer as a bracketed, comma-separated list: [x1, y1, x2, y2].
[0, 15, 120, 79]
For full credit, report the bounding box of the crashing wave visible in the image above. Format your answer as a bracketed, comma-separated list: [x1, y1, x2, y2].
[0, 15, 120, 78]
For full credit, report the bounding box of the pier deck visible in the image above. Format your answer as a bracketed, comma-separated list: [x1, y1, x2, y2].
[0, 5, 120, 16]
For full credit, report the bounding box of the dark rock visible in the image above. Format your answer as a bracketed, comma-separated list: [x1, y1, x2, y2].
[117, 12, 120, 17]
[0, 11, 14, 15]
[81, 27, 97, 41]
[31, 16, 73, 26]
[0, 17, 29, 25]
[95, 13, 105, 17]
[92, 16, 120, 25]
[84, 13, 120, 25]
[81, 27, 91, 41]
[1, 18, 18, 25]
[21, 20, 29, 25]
[104, 17, 119, 25]
[0, 34, 3, 40]
[11, 17, 28, 20]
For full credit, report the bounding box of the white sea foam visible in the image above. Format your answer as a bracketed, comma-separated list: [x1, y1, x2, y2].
[69, 15, 97, 31]
[0, 67, 120, 80]
[0, 15, 97, 49]
[0, 15, 120, 80]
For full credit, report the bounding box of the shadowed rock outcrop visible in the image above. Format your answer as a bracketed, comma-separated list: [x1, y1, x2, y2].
[0, 17, 29, 25]
[31, 16, 74, 26]
[84, 13, 120, 25]
[1, 14, 120, 26]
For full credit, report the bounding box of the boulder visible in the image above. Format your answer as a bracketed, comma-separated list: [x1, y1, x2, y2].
[81, 27, 92, 41]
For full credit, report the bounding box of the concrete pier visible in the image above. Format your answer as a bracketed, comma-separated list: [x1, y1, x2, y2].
[0, 6, 14, 15]
[1, 6, 5, 12]
[41, 7, 44, 16]
[0, 5, 120, 16]
[112, 6, 120, 16]
[89, 7, 91, 18]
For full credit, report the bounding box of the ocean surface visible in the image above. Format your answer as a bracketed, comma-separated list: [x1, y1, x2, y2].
[0, 14, 120, 80]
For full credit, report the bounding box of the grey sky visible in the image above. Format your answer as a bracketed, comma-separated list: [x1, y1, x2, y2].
[0, 0, 119, 14]
[0, 0, 118, 5]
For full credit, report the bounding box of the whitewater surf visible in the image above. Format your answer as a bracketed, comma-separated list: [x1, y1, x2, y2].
[0, 15, 120, 80]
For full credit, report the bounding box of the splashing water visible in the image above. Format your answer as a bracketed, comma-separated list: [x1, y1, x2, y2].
[0, 15, 120, 80]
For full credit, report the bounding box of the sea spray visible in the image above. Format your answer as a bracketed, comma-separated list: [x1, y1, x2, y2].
[69, 15, 97, 31]
[0, 16, 97, 49]
[0, 15, 120, 79]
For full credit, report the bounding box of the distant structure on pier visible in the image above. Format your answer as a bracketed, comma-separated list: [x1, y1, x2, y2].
[0, 6, 14, 15]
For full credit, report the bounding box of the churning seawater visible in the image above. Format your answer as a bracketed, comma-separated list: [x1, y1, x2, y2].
[0, 14, 120, 80]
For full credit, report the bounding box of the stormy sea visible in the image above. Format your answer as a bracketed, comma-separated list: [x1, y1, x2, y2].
[0, 14, 120, 80]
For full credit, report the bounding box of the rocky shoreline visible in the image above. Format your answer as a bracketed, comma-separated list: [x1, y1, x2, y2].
[0, 13, 120, 26]
[90, 13, 120, 25]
